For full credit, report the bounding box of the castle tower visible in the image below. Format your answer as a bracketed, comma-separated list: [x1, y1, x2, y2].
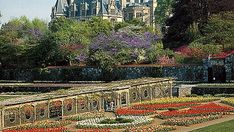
[120, 0, 126, 9]
[51, 0, 69, 19]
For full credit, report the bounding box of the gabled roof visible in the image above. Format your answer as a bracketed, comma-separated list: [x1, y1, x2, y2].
[55, 0, 68, 14]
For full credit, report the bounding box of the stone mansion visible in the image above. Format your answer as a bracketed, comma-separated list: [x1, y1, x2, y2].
[51, 0, 157, 25]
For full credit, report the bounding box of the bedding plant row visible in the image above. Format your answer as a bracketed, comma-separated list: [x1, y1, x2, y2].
[65, 112, 105, 121]
[3, 120, 71, 131]
[156, 103, 234, 119]
[124, 125, 176, 132]
[116, 97, 220, 116]
[134, 97, 219, 105]
[221, 98, 234, 107]
[132, 102, 199, 110]
[163, 114, 222, 126]
[76, 116, 153, 129]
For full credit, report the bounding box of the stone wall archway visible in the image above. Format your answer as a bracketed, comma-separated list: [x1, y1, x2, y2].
[20, 105, 35, 124]
[49, 100, 62, 118]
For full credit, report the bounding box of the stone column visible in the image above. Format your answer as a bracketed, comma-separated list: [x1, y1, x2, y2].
[61, 100, 64, 118]
[127, 92, 130, 106]
[75, 97, 78, 114]
[98, 98, 102, 111]
[0, 108, 2, 130]
[149, 84, 153, 100]
[34, 104, 37, 122]
[1, 108, 5, 129]
[169, 79, 173, 98]
[47, 101, 50, 118]
[116, 94, 120, 108]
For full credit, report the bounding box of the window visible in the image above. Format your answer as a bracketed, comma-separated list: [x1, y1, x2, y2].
[67, 103, 73, 111]
[39, 108, 45, 117]
[93, 9, 96, 15]
[9, 112, 16, 123]
[80, 102, 85, 110]
[144, 89, 148, 98]
[111, 9, 115, 15]
[121, 94, 127, 105]
[132, 92, 137, 100]
[128, 13, 133, 20]
[92, 100, 98, 108]
[136, 13, 141, 18]
[81, 10, 86, 16]
[25, 110, 31, 120]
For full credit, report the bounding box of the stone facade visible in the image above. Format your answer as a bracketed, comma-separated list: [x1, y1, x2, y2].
[51, 0, 156, 25]
[0, 78, 173, 130]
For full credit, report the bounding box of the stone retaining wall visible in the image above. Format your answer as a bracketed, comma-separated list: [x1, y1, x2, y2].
[0, 65, 204, 82]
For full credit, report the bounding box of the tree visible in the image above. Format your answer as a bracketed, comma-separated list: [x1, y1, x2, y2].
[163, 0, 234, 49]
[49, 17, 92, 65]
[155, 0, 174, 28]
[193, 12, 234, 50]
[88, 17, 113, 37]
[0, 16, 48, 68]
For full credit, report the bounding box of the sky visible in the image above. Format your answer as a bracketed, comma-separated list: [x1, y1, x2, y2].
[0, 0, 57, 24]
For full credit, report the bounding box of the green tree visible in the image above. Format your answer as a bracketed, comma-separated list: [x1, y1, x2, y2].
[49, 17, 92, 65]
[193, 12, 234, 50]
[163, 0, 234, 49]
[155, 0, 174, 27]
[0, 16, 48, 68]
[88, 17, 113, 37]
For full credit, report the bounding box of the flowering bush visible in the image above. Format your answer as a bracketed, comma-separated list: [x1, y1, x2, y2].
[163, 114, 222, 126]
[88, 31, 160, 70]
[124, 125, 176, 132]
[115, 107, 156, 116]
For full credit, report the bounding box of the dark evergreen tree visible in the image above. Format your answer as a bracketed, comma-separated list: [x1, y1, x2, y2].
[163, 0, 234, 49]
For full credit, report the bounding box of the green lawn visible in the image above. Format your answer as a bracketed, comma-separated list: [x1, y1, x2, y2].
[191, 119, 234, 132]
[0, 96, 18, 101]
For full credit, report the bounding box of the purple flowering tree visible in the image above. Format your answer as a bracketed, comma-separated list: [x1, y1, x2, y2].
[89, 30, 160, 68]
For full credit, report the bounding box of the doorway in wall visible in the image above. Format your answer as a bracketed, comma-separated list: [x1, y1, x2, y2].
[210, 65, 226, 83]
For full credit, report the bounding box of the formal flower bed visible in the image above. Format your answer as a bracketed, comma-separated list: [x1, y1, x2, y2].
[3, 120, 71, 131]
[115, 107, 156, 116]
[163, 114, 222, 126]
[221, 98, 234, 107]
[3, 127, 67, 132]
[76, 128, 111, 132]
[132, 102, 199, 110]
[124, 125, 176, 132]
[99, 118, 134, 124]
[191, 102, 234, 111]
[66, 112, 105, 121]
[156, 103, 234, 119]
[135, 97, 219, 105]
[76, 116, 153, 129]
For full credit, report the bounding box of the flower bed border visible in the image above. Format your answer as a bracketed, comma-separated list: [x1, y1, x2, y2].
[76, 116, 153, 129]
